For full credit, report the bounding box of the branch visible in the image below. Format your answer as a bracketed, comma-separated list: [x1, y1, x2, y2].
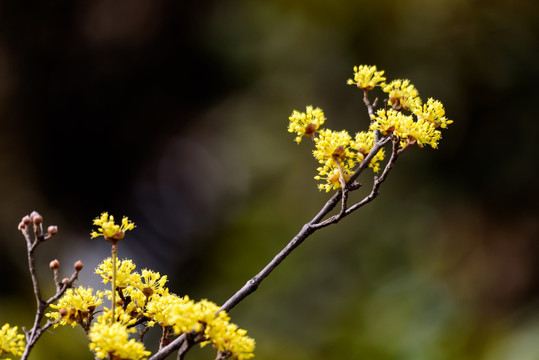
[18, 212, 82, 360]
[343, 137, 401, 215]
[149, 136, 396, 360]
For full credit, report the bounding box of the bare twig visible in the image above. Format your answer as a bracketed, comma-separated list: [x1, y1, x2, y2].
[148, 133, 396, 360]
[176, 331, 205, 360]
[19, 212, 82, 360]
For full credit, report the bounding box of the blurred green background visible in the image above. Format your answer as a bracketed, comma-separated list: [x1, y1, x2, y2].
[0, 0, 538, 359]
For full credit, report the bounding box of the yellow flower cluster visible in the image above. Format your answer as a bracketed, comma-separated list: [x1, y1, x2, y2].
[46, 286, 103, 327]
[47, 257, 255, 360]
[0, 323, 25, 358]
[383, 79, 422, 112]
[351, 131, 386, 173]
[414, 97, 453, 129]
[89, 322, 151, 360]
[288, 105, 326, 143]
[90, 212, 135, 241]
[146, 294, 255, 359]
[288, 64, 452, 191]
[370, 109, 441, 149]
[313, 129, 357, 192]
[199, 301, 255, 360]
[95, 258, 139, 288]
[346, 65, 386, 90]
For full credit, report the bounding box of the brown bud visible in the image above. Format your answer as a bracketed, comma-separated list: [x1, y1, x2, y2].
[22, 215, 31, 225]
[62, 277, 70, 285]
[332, 146, 346, 162]
[47, 225, 58, 235]
[74, 260, 83, 271]
[49, 259, 60, 270]
[59, 308, 68, 317]
[18, 222, 26, 230]
[304, 123, 317, 138]
[30, 211, 43, 225]
[142, 287, 154, 297]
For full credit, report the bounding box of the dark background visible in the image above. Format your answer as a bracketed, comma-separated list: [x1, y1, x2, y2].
[0, 0, 538, 359]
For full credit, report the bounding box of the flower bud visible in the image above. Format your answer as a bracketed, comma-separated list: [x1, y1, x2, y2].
[18, 222, 26, 230]
[49, 259, 60, 270]
[47, 225, 58, 235]
[74, 260, 83, 271]
[22, 215, 31, 225]
[30, 211, 43, 225]
[59, 308, 68, 317]
[62, 277, 70, 285]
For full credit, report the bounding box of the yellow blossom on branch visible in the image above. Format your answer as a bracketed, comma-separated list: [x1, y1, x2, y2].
[351, 131, 385, 172]
[312, 129, 355, 166]
[288, 106, 326, 143]
[145, 292, 195, 330]
[89, 322, 151, 360]
[0, 323, 25, 358]
[137, 269, 168, 297]
[95, 258, 138, 288]
[369, 108, 411, 136]
[370, 109, 442, 149]
[94, 306, 139, 333]
[203, 315, 255, 360]
[90, 212, 135, 242]
[46, 286, 103, 327]
[314, 162, 353, 192]
[414, 97, 453, 129]
[383, 79, 422, 112]
[401, 118, 441, 149]
[346, 65, 386, 90]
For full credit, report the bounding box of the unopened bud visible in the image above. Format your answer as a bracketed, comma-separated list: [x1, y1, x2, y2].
[30, 211, 43, 225]
[18, 222, 26, 230]
[49, 259, 60, 270]
[62, 277, 70, 285]
[47, 225, 58, 235]
[59, 308, 68, 317]
[22, 215, 31, 225]
[74, 260, 83, 271]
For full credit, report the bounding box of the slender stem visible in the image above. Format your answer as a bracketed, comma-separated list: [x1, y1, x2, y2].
[111, 245, 117, 324]
[315, 138, 401, 229]
[148, 136, 395, 360]
[336, 161, 349, 216]
[20, 215, 80, 360]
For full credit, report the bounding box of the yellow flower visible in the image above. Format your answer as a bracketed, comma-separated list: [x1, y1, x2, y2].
[207, 322, 255, 360]
[91, 212, 135, 242]
[370, 109, 442, 149]
[147, 294, 256, 360]
[288, 106, 326, 143]
[94, 306, 139, 333]
[369, 109, 411, 136]
[312, 129, 355, 166]
[46, 286, 103, 327]
[351, 131, 385, 172]
[194, 300, 255, 360]
[89, 322, 151, 360]
[383, 79, 422, 112]
[414, 97, 453, 129]
[314, 162, 353, 192]
[346, 65, 386, 90]
[137, 269, 168, 297]
[145, 292, 194, 330]
[0, 323, 25, 357]
[398, 118, 441, 149]
[95, 258, 138, 288]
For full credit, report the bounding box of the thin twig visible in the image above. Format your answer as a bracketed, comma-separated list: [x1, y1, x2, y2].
[19, 212, 81, 360]
[148, 135, 395, 360]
